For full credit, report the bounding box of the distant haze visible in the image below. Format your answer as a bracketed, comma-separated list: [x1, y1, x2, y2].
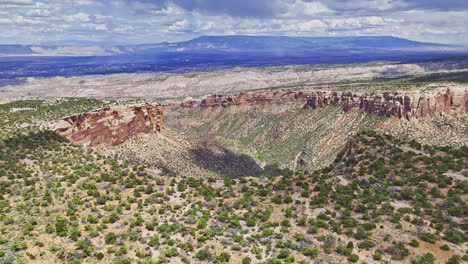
[0, 36, 467, 80]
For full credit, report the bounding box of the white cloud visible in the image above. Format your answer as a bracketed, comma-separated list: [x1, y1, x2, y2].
[26, 9, 51, 17]
[0, 0, 34, 6]
[82, 23, 107, 31]
[63, 12, 91, 22]
[73, 0, 101, 6]
[0, 18, 12, 24]
[168, 19, 189, 32]
[282, 0, 331, 18]
[113, 25, 134, 33]
[297, 20, 327, 31]
[0, 0, 467, 45]
[10, 15, 46, 24]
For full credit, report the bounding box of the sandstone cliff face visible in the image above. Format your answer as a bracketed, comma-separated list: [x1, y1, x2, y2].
[178, 91, 310, 109]
[305, 87, 468, 120]
[54, 104, 164, 146]
[171, 86, 467, 120]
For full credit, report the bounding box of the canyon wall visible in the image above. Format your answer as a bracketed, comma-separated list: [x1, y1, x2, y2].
[174, 86, 468, 120]
[53, 86, 467, 148]
[54, 104, 164, 146]
[305, 87, 468, 120]
[178, 90, 310, 109]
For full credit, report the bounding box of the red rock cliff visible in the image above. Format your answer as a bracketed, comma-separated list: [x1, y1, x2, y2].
[171, 86, 467, 120]
[179, 91, 310, 108]
[54, 104, 164, 146]
[305, 87, 468, 120]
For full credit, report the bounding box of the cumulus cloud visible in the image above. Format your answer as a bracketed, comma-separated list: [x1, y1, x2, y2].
[0, 0, 467, 44]
[26, 9, 51, 17]
[0, 0, 35, 6]
[121, 0, 288, 18]
[63, 12, 92, 22]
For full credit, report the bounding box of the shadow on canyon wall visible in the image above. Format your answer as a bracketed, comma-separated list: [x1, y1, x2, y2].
[190, 147, 289, 178]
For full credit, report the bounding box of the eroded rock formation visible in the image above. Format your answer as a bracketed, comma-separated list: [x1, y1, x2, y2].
[54, 104, 164, 146]
[170, 86, 467, 120]
[305, 87, 468, 120]
[179, 91, 310, 108]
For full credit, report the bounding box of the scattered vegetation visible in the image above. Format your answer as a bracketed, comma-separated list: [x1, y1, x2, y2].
[0, 99, 466, 263]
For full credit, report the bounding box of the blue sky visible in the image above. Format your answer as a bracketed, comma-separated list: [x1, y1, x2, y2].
[1, 0, 467, 45]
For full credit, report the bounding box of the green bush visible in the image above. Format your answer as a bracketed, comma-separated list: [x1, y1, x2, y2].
[55, 216, 68, 237]
[409, 239, 419, 247]
[96, 252, 104, 260]
[419, 232, 438, 244]
[373, 251, 382, 260]
[439, 244, 450, 251]
[271, 195, 282, 204]
[215, 252, 231, 263]
[358, 240, 375, 249]
[242, 257, 252, 264]
[348, 254, 359, 263]
[196, 249, 211, 261]
[447, 255, 462, 264]
[303, 247, 319, 259]
[104, 232, 117, 245]
[165, 247, 178, 257]
[415, 253, 436, 264]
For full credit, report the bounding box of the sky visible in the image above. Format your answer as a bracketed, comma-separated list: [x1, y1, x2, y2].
[0, 0, 467, 45]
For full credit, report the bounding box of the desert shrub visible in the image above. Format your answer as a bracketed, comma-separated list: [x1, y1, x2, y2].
[104, 232, 117, 245]
[196, 249, 212, 261]
[439, 244, 450, 251]
[303, 247, 319, 259]
[348, 254, 359, 263]
[419, 232, 438, 244]
[447, 255, 462, 264]
[414, 253, 436, 264]
[277, 249, 290, 259]
[45, 224, 55, 234]
[55, 216, 68, 237]
[149, 235, 160, 247]
[215, 252, 231, 263]
[385, 242, 409, 260]
[443, 230, 466, 244]
[96, 252, 104, 260]
[373, 250, 382, 260]
[271, 195, 282, 204]
[165, 247, 178, 257]
[358, 240, 375, 249]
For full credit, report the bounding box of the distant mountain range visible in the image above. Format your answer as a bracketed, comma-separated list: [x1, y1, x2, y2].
[0, 35, 462, 57]
[0, 36, 467, 79]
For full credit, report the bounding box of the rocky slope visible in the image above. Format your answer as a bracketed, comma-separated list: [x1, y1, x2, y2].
[54, 103, 164, 147]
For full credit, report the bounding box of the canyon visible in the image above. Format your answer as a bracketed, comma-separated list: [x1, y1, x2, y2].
[51, 85, 467, 176]
[53, 86, 467, 149]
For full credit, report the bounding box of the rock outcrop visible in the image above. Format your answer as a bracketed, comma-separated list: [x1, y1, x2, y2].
[54, 104, 164, 146]
[179, 91, 310, 108]
[304, 87, 468, 120]
[169, 86, 467, 120]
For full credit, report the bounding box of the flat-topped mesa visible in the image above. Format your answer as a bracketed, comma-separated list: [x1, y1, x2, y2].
[305, 87, 468, 120]
[54, 104, 164, 147]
